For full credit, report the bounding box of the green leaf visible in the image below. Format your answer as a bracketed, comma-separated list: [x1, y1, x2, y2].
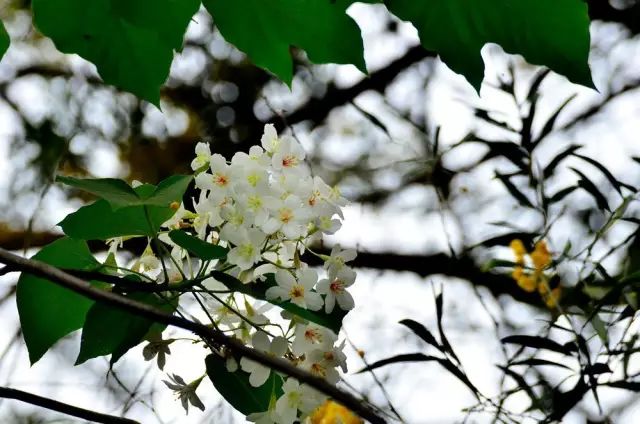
[32, 0, 200, 105]
[58, 177, 192, 240]
[76, 292, 177, 365]
[143, 175, 193, 207]
[16, 238, 101, 364]
[169, 230, 228, 260]
[501, 335, 577, 355]
[211, 272, 347, 333]
[203, 0, 366, 84]
[205, 353, 283, 415]
[57, 176, 140, 210]
[58, 175, 192, 209]
[0, 20, 10, 63]
[357, 353, 438, 373]
[385, 0, 593, 91]
[59, 199, 174, 239]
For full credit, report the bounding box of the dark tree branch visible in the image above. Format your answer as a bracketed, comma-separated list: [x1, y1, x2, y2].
[0, 248, 386, 424]
[0, 386, 140, 424]
[274, 45, 434, 131]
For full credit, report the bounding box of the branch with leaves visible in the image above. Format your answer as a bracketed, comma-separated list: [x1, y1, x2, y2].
[0, 247, 384, 423]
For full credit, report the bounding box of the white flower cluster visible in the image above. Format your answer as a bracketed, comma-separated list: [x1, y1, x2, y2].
[161, 125, 358, 423]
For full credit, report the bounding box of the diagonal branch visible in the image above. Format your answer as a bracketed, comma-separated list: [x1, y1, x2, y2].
[0, 247, 386, 424]
[0, 386, 140, 424]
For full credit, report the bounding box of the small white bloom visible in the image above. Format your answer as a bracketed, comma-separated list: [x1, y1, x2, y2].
[302, 349, 340, 385]
[222, 227, 266, 270]
[316, 267, 356, 313]
[191, 142, 212, 170]
[271, 136, 306, 175]
[240, 332, 288, 387]
[324, 244, 357, 275]
[193, 192, 225, 239]
[275, 379, 324, 424]
[265, 269, 323, 311]
[261, 124, 281, 154]
[292, 323, 336, 356]
[262, 196, 311, 239]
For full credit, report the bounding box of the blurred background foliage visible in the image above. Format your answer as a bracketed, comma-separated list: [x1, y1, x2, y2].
[3, 0, 640, 422]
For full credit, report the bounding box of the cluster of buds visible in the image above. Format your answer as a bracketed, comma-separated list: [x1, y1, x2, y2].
[510, 239, 561, 308]
[151, 125, 359, 423]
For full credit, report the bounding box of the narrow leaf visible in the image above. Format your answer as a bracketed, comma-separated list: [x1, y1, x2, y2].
[501, 335, 576, 355]
[357, 353, 438, 373]
[399, 319, 441, 352]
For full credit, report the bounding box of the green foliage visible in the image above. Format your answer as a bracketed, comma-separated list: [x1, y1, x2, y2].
[4, 0, 592, 101]
[76, 292, 177, 365]
[202, 0, 367, 84]
[31, 0, 200, 106]
[0, 20, 9, 63]
[58, 175, 192, 209]
[205, 354, 283, 415]
[59, 198, 175, 239]
[57, 176, 141, 209]
[168, 229, 228, 260]
[58, 176, 192, 239]
[385, 0, 593, 91]
[16, 238, 101, 364]
[211, 271, 346, 333]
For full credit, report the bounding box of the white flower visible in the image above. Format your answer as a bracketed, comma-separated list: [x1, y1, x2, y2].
[324, 244, 357, 275]
[292, 323, 336, 356]
[132, 243, 160, 275]
[195, 154, 232, 194]
[193, 192, 224, 239]
[262, 196, 311, 239]
[240, 332, 288, 387]
[321, 339, 348, 373]
[271, 136, 306, 175]
[222, 226, 266, 270]
[191, 142, 211, 170]
[266, 269, 323, 311]
[234, 190, 272, 228]
[261, 124, 281, 154]
[316, 267, 356, 313]
[275, 379, 323, 424]
[302, 349, 340, 384]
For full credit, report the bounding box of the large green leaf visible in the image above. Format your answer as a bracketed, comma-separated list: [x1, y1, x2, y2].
[0, 20, 10, 63]
[16, 238, 101, 364]
[76, 292, 177, 365]
[169, 229, 228, 260]
[205, 353, 283, 415]
[32, 0, 200, 105]
[58, 177, 192, 240]
[57, 176, 140, 210]
[59, 199, 174, 239]
[58, 175, 192, 210]
[211, 272, 347, 333]
[385, 0, 593, 91]
[203, 0, 366, 84]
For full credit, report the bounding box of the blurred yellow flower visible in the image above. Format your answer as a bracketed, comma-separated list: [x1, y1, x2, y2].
[310, 400, 362, 424]
[531, 240, 551, 271]
[508, 238, 561, 307]
[516, 275, 537, 293]
[510, 239, 526, 259]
